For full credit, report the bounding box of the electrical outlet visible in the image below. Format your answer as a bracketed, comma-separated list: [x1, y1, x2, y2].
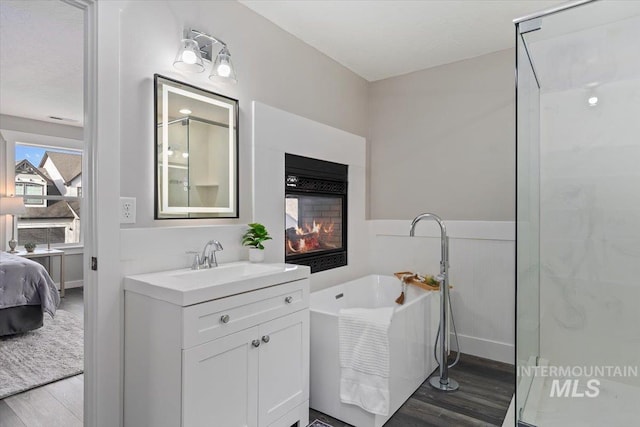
[120, 197, 136, 224]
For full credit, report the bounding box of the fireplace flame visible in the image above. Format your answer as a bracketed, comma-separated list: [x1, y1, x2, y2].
[287, 220, 338, 255]
[295, 220, 322, 236]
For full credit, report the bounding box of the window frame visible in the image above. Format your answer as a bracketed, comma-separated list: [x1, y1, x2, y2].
[12, 142, 84, 249]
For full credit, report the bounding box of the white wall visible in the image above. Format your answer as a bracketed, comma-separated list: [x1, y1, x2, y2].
[0, 114, 83, 141]
[365, 49, 517, 362]
[0, 132, 6, 247]
[118, 0, 368, 229]
[368, 49, 515, 221]
[253, 102, 368, 292]
[108, 2, 367, 424]
[369, 220, 515, 363]
[539, 79, 640, 387]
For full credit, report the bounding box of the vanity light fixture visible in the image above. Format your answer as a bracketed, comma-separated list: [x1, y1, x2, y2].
[174, 28, 237, 84]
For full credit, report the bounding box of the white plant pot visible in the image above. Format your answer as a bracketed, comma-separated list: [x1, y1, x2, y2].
[249, 248, 265, 263]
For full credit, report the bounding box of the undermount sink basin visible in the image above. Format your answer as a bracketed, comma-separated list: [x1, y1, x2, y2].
[124, 261, 310, 306]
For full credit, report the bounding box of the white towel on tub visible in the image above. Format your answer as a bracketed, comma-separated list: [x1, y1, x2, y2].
[338, 306, 394, 416]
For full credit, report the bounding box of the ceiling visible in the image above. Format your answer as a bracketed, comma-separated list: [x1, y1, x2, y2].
[0, 0, 575, 127]
[0, 0, 83, 127]
[239, 0, 566, 81]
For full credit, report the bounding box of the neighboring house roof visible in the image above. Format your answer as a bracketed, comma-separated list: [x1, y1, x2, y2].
[37, 167, 53, 181]
[14, 159, 62, 197]
[39, 151, 82, 184]
[15, 159, 52, 183]
[22, 200, 78, 219]
[68, 200, 80, 217]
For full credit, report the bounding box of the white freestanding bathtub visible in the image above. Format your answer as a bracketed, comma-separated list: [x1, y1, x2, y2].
[309, 275, 439, 427]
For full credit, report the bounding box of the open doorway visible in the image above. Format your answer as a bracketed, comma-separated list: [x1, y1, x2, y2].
[0, 1, 87, 424]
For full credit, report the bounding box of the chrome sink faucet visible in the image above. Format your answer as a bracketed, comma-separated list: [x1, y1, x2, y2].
[190, 240, 224, 269]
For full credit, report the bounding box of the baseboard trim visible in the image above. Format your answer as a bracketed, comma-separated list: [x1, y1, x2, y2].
[453, 333, 514, 364]
[54, 279, 83, 290]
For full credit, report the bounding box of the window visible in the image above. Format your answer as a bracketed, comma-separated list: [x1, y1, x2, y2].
[16, 182, 46, 206]
[14, 143, 83, 246]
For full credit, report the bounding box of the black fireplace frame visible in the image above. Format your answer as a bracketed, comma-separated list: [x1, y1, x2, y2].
[285, 153, 348, 273]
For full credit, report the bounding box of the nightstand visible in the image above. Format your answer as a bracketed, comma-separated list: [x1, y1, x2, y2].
[15, 248, 65, 297]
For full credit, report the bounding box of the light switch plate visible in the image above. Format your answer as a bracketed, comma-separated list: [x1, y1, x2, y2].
[120, 197, 136, 224]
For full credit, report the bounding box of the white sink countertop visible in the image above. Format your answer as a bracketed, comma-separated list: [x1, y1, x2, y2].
[124, 261, 310, 306]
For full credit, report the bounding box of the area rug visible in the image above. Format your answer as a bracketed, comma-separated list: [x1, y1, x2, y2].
[308, 420, 334, 427]
[0, 310, 83, 399]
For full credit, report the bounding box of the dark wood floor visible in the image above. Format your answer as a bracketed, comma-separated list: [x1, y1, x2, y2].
[310, 353, 514, 427]
[0, 288, 84, 427]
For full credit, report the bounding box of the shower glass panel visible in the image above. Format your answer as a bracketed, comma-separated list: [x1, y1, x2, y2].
[516, 1, 640, 425]
[157, 116, 231, 218]
[515, 20, 540, 423]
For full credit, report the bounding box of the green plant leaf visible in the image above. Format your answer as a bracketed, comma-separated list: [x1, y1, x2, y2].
[242, 222, 271, 247]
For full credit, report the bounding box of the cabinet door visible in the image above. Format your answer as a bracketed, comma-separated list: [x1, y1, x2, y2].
[258, 311, 309, 427]
[183, 326, 259, 427]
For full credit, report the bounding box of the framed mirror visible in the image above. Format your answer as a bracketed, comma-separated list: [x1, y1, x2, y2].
[154, 74, 239, 219]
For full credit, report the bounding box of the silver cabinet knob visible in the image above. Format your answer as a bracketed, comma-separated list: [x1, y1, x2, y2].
[252, 339, 261, 348]
[285, 296, 293, 304]
[262, 335, 270, 343]
[220, 314, 230, 324]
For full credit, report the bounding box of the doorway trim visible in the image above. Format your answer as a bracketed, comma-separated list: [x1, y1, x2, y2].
[61, 0, 98, 425]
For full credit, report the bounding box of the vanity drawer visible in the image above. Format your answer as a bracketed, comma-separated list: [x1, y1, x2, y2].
[182, 278, 309, 349]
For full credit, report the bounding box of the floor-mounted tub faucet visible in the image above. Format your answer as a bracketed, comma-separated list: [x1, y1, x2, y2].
[409, 213, 459, 392]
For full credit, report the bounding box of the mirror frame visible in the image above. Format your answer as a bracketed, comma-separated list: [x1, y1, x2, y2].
[153, 74, 239, 219]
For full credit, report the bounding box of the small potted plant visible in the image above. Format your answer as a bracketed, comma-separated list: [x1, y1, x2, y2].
[242, 223, 272, 263]
[24, 242, 37, 253]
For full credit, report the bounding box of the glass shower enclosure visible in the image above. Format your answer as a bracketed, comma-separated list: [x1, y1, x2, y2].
[516, 1, 640, 425]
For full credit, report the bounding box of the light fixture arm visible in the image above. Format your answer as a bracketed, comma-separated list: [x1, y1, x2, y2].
[189, 29, 227, 48]
[185, 28, 227, 62]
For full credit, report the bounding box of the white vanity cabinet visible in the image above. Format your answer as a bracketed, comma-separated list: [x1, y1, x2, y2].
[124, 263, 310, 427]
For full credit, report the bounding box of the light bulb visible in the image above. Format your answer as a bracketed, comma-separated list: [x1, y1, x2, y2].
[181, 50, 197, 65]
[588, 96, 598, 107]
[217, 63, 231, 78]
[179, 108, 192, 115]
[167, 148, 174, 156]
[182, 152, 189, 158]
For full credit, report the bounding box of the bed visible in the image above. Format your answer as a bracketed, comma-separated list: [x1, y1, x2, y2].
[0, 252, 60, 336]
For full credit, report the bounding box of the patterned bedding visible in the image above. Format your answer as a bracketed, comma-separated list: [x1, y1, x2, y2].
[0, 252, 60, 317]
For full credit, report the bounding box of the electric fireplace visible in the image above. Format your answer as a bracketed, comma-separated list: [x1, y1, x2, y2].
[285, 154, 347, 273]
